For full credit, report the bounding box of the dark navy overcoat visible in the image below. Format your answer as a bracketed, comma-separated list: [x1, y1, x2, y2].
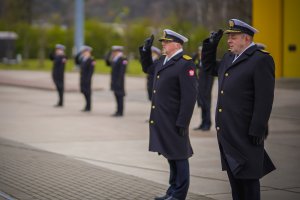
[50, 54, 66, 90]
[79, 57, 95, 95]
[202, 42, 276, 179]
[139, 47, 198, 160]
[110, 57, 127, 97]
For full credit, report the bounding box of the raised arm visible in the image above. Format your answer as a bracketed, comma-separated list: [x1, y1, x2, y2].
[139, 35, 154, 74]
[201, 29, 223, 76]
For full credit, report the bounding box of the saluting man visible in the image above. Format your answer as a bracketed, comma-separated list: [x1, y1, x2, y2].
[49, 44, 67, 107]
[75, 45, 95, 112]
[201, 19, 276, 200]
[139, 29, 198, 200]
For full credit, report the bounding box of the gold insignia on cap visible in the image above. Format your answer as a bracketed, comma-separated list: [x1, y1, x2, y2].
[229, 20, 234, 28]
[163, 31, 167, 38]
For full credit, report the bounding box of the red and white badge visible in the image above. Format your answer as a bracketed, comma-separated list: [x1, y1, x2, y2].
[188, 69, 195, 76]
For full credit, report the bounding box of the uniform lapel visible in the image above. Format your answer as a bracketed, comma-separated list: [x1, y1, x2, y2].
[218, 46, 257, 87]
[225, 45, 257, 72]
[218, 53, 234, 85]
[156, 55, 166, 73]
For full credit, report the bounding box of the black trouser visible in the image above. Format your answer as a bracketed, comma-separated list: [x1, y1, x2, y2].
[166, 159, 190, 200]
[83, 92, 91, 110]
[114, 93, 124, 115]
[55, 81, 64, 106]
[197, 69, 214, 128]
[224, 153, 260, 200]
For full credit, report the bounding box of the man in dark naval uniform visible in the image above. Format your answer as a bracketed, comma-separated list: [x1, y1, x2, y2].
[193, 46, 214, 131]
[75, 45, 95, 112]
[139, 29, 198, 200]
[201, 19, 276, 200]
[49, 44, 67, 107]
[105, 46, 127, 117]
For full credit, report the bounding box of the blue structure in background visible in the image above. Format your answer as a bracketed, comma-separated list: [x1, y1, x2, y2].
[74, 0, 84, 55]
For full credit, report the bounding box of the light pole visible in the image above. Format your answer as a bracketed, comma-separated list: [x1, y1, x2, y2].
[74, 0, 84, 56]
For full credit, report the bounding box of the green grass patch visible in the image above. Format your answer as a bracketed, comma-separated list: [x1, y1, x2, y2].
[0, 59, 145, 76]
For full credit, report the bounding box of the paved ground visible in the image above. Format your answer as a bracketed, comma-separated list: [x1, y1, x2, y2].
[0, 138, 207, 200]
[0, 70, 300, 200]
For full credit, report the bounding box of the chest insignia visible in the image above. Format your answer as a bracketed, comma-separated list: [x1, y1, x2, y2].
[188, 69, 195, 76]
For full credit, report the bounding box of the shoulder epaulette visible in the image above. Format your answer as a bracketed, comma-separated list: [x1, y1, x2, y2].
[258, 49, 270, 54]
[183, 55, 192, 60]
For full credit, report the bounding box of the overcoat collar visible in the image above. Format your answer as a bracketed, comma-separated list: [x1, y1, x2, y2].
[225, 45, 258, 72]
[218, 45, 258, 86]
[157, 52, 183, 73]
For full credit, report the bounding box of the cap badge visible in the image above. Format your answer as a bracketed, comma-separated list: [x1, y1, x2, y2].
[229, 20, 234, 28]
[163, 31, 167, 38]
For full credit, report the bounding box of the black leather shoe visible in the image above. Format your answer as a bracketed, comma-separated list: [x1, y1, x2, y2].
[154, 194, 170, 200]
[81, 108, 91, 112]
[165, 196, 179, 200]
[111, 113, 123, 117]
[201, 126, 211, 131]
[54, 103, 63, 107]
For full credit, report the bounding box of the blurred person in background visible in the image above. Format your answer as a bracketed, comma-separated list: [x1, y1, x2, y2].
[49, 44, 67, 107]
[105, 46, 128, 117]
[193, 45, 214, 131]
[75, 45, 95, 112]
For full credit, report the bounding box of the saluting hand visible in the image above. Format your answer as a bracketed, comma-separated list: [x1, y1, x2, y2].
[209, 29, 223, 43]
[143, 34, 154, 51]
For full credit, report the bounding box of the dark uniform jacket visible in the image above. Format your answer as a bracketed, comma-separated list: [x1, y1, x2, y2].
[146, 60, 155, 100]
[139, 47, 198, 160]
[109, 56, 127, 97]
[50, 53, 66, 89]
[78, 56, 95, 95]
[202, 42, 276, 179]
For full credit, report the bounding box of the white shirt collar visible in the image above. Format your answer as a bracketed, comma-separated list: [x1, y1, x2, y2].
[163, 48, 183, 65]
[232, 42, 255, 63]
[113, 52, 123, 62]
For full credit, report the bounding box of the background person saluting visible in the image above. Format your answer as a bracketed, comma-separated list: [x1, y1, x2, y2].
[75, 45, 95, 112]
[49, 44, 67, 107]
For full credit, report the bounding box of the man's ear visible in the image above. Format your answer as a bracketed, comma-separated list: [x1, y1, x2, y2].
[246, 34, 253, 43]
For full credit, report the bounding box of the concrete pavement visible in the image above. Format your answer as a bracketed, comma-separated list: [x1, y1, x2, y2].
[0, 70, 299, 200]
